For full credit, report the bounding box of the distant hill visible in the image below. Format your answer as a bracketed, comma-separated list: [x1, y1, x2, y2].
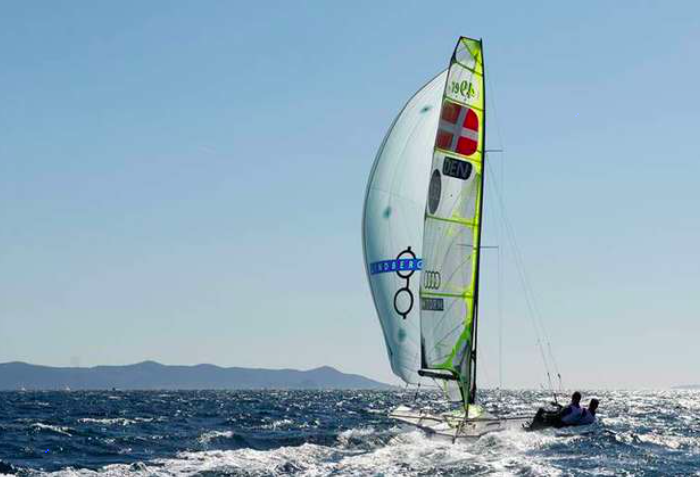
[673, 384, 700, 390]
[0, 361, 392, 390]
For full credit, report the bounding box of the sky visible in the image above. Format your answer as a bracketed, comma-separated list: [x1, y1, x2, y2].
[1, 1, 698, 390]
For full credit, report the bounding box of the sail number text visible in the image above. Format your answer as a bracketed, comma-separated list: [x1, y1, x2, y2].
[450, 80, 476, 100]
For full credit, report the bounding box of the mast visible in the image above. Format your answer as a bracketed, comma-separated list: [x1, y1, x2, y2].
[468, 38, 486, 405]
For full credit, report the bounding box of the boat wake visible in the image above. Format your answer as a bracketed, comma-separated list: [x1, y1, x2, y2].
[23, 426, 561, 477]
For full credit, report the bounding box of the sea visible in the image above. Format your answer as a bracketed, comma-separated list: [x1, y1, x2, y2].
[0, 389, 697, 476]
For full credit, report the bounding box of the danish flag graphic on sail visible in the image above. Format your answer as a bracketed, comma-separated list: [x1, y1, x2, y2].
[435, 101, 479, 156]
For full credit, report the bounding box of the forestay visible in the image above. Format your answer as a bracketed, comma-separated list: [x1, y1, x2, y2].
[362, 72, 447, 384]
[420, 37, 486, 403]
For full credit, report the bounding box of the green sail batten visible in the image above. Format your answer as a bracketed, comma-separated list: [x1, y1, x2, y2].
[425, 214, 478, 227]
[441, 98, 484, 113]
[420, 291, 474, 299]
[434, 146, 484, 161]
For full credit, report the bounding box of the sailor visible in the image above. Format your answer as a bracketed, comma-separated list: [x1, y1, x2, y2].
[558, 391, 583, 425]
[576, 398, 599, 425]
[531, 391, 583, 429]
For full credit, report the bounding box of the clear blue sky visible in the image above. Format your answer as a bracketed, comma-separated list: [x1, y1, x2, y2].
[1, 2, 698, 389]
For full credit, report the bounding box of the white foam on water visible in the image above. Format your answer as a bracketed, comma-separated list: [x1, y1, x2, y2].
[31, 423, 73, 437]
[78, 418, 153, 426]
[27, 425, 566, 477]
[197, 430, 235, 445]
[163, 445, 334, 476]
[337, 426, 376, 442]
[261, 418, 294, 430]
[332, 427, 561, 476]
[10, 390, 699, 477]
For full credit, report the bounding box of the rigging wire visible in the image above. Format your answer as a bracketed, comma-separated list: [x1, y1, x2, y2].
[485, 72, 563, 400]
[413, 382, 421, 402]
[486, 165, 556, 396]
[497, 226, 504, 403]
[479, 188, 503, 407]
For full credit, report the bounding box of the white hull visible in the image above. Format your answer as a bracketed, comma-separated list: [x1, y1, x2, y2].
[390, 405, 530, 441]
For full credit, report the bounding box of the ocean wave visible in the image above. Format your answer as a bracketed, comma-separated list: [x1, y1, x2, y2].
[260, 418, 294, 431]
[2, 390, 698, 476]
[22, 427, 564, 477]
[30, 423, 73, 436]
[197, 430, 234, 445]
[78, 417, 153, 426]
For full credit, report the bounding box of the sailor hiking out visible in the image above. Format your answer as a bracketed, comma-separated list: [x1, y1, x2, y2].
[530, 391, 592, 430]
[577, 399, 599, 425]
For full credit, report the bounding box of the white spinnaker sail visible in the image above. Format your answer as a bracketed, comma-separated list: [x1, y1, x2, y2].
[362, 71, 447, 384]
[420, 38, 485, 401]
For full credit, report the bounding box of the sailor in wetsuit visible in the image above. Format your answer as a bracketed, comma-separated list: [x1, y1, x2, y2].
[530, 391, 582, 429]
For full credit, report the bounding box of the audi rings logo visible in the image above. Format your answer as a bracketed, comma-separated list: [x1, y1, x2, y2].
[422, 270, 441, 290]
[393, 247, 417, 320]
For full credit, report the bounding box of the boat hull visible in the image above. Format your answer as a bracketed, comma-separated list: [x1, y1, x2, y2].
[389, 405, 530, 440]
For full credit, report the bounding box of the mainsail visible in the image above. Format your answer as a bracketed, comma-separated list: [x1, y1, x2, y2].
[367, 37, 551, 438]
[362, 71, 447, 384]
[420, 37, 486, 405]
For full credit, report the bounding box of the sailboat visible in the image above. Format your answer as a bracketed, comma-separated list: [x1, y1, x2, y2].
[362, 37, 531, 440]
